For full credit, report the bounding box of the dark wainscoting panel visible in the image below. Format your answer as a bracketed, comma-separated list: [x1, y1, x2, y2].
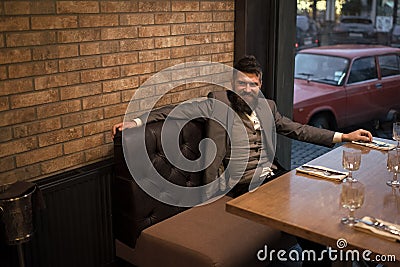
[0, 159, 115, 267]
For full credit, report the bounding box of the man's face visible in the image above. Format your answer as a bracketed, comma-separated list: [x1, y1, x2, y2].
[232, 72, 261, 107]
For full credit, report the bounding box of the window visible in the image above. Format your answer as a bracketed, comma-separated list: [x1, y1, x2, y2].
[348, 57, 377, 84]
[378, 54, 400, 77]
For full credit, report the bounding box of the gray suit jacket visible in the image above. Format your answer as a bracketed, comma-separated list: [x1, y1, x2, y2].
[140, 90, 335, 184]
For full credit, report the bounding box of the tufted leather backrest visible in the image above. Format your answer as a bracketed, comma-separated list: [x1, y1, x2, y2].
[112, 119, 205, 248]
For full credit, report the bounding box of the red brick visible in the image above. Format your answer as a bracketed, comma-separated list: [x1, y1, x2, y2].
[120, 14, 154, 25]
[41, 153, 85, 175]
[79, 14, 119, 27]
[16, 145, 63, 167]
[0, 165, 41, 182]
[38, 126, 82, 147]
[138, 1, 171, 12]
[200, 22, 225, 33]
[62, 109, 104, 127]
[85, 143, 113, 162]
[139, 49, 170, 62]
[0, 136, 37, 158]
[83, 117, 120, 136]
[101, 27, 138, 40]
[100, 1, 138, 13]
[104, 103, 130, 118]
[199, 43, 225, 55]
[122, 89, 137, 102]
[64, 133, 104, 154]
[80, 41, 119, 55]
[211, 52, 233, 63]
[224, 22, 234, 31]
[102, 52, 138, 67]
[185, 12, 212, 23]
[0, 96, 9, 111]
[0, 16, 29, 31]
[57, 29, 101, 43]
[155, 36, 185, 48]
[103, 77, 139, 93]
[11, 89, 59, 109]
[0, 48, 31, 64]
[185, 34, 212, 45]
[31, 15, 78, 29]
[138, 25, 170, 37]
[225, 42, 235, 52]
[6, 32, 56, 47]
[0, 36, 4, 48]
[5, 1, 54, 15]
[212, 32, 234, 42]
[0, 157, 15, 173]
[8, 60, 58, 79]
[171, 46, 200, 58]
[56, 1, 99, 14]
[32, 44, 79, 60]
[0, 66, 6, 80]
[0, 79, 33, 96]
[60, 83, 102, 100]
[35, 72, 80, 90]
[121, 62, 154, 77]
[81, 67, 120, 83]
[59, 57, 101, 72]
[200, 1, 234, 11]
[14, 117, 62, 138]
[120, 39, 154, 52]
[0, 108, 36, 127]
[155, 59, 185, 72]
[213, 11, 234, 21]
[37, 100, 81, 119]
[0, 127, 12, 142]
[82, 92, 120, 110]
[172, 1, 199, 11]
[171, 24, 199, 35]
[155, 13, 185, 24]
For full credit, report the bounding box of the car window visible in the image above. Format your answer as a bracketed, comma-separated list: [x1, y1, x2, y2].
[378, 54, 400, 77]
[347, 57, 377, 84]
[295, 53, 348, 85]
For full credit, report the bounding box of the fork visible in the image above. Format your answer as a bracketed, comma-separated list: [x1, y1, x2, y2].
[369, 217, 400, 234]
[298, 166, 333, 176]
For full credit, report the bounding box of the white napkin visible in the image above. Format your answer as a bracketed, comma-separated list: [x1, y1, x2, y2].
[296, 164, 348, 181]
[354, 216, 400, 242]
[352, 140, 396, 151]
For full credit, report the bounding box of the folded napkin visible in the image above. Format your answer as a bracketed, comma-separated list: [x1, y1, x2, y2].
[352, 140, 396, 151]
[295, 164, 348, 181]
[354, 216, 400, 242]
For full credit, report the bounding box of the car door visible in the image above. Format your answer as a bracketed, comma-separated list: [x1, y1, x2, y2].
[344, 56, 379, 125]
[376, 53, 400, 118]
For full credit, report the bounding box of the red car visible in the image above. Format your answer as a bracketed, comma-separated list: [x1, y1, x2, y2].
[293, 44, 400, 129]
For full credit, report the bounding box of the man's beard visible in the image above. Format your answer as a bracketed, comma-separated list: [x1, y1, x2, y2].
[227, 90, 258, 115]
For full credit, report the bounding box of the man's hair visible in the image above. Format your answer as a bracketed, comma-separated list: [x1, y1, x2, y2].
[233, 55, 263, 81]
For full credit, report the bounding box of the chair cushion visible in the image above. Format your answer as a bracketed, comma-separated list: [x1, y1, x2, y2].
[134, 196, 296, 267]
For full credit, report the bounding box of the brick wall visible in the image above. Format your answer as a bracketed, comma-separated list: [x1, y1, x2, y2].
[0, 0, 235, 183]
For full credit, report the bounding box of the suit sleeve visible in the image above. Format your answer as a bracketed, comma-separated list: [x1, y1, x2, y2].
[269, 100, 335, 147]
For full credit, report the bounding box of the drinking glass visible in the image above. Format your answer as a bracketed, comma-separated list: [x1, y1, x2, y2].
[393, 122, 400, 148]
[387, 149, 400, 187]
[340, 180, 365, 226]
[342, 149, 361, 182]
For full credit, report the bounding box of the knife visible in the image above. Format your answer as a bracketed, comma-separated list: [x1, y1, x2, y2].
[357, 219, 400, 237]
[301, 164, 347, 175]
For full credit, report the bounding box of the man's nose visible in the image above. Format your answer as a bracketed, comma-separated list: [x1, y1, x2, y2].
[243, 83, 252, 92]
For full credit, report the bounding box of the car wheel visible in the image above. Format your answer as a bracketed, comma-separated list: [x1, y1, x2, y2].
[309, 115, 334, 130]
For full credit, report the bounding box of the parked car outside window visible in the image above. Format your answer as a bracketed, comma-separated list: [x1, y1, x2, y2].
[391, 24, 400, 47]
[296, 15, 320, 50]
[293, 45, 400, 130]
[332, 16, 376, 44]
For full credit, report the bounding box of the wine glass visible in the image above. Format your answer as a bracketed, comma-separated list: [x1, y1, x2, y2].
[342, 149, 361, 182]
[386, 149, 400, 187]
[393, 122, 400, 149]
[340, 180, 365, 226]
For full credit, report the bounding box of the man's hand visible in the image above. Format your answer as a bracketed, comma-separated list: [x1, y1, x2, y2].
[342, 129, 373, 143]
[112, 121, 137, 138]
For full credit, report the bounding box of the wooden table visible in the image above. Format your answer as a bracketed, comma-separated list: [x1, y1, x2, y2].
[226, 140, 400, 263]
